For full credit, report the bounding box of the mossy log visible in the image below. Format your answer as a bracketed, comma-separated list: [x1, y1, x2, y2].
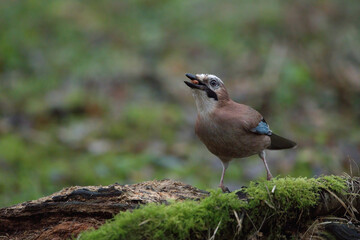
[0, 177, 359, 239]
[0, 180, 208, 240]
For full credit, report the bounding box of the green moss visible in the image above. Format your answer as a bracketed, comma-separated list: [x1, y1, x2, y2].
[245, 176, 346, 212]
[79, 190, 246, 240]
[316, 175, 347, 193]
[78, 176, 348, 240]
[246, 177, 318, 211]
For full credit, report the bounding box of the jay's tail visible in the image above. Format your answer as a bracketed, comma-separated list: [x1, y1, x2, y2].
[268, 133, 297, 150]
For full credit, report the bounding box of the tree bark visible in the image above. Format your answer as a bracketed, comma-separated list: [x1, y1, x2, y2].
[0, 179, 208, 240]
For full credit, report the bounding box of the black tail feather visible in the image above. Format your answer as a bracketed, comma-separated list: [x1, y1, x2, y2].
[268, 133, 297, 150]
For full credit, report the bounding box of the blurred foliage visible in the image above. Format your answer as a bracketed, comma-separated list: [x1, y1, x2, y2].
[0, 0, 360, 207]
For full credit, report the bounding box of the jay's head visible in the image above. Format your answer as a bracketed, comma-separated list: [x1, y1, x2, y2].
[185, 73, 229, 101]
[184, 73, 230, 114]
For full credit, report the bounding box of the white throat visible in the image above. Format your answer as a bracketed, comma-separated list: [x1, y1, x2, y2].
[192, 90, 217, 116]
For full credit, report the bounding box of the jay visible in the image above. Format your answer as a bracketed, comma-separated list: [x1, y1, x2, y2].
[185, 73, 296, 192]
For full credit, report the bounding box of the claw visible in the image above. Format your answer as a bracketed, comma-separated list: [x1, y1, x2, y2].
[219, 185, 231, 193]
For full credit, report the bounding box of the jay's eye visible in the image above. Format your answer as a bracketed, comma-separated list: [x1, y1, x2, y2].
[210, 80, 218, 87]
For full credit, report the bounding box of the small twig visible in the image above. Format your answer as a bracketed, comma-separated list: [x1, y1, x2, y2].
[271, 185, 276, 194]
[348, 156, 360, 177]
[320, 216, 349, 222]
[324, 188, 356, 219]
[245, 211, 258, 233]
[264, 200, 276, 210]
[343, 172, 360, 218]
[257, 210, 269, 233]
[138, 219, 151, 226]
[233, 210, 244, 236]
[264, 184, 272, 200]
[309, 222, 317, 240]
[302, 219, 319, 240]
[296, 209, 304, 224]
[208, 220, 222, 240]
[249, 210, 269, 239]
[317, 221, 337, 226]
[264, 183, 276, 210]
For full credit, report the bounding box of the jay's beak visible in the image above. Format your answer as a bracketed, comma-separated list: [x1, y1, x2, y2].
[184, 73, 206, 90]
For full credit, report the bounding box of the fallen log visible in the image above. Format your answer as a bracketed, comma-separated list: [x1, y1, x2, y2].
[0, 176, 359, 239]
[0, 179, 207, 240]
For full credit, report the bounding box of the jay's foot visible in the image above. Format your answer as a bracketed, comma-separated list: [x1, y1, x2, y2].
[267, 173, 273, 181]
[219, 184, 231, 193]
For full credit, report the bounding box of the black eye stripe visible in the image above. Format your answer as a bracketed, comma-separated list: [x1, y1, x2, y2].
[206, 88, 218, 101]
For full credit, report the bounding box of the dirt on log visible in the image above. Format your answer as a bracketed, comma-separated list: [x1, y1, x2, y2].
[0, 178, 359, 240]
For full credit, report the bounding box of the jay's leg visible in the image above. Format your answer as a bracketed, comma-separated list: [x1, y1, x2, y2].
[219, 161, 230, 193]
[259, 151, 273, 180]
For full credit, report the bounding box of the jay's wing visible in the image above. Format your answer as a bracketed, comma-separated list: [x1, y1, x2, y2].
[217, 102, 296, 149]
[235, 104, 296, 149]
[230, 104, 267, 134]
[249, 115, 297, 150]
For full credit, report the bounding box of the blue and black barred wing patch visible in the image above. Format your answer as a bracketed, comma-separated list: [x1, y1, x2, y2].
[250, 118, 272, 136]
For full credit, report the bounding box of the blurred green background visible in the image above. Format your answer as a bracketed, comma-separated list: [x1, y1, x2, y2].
[1, 0, 360, 207]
